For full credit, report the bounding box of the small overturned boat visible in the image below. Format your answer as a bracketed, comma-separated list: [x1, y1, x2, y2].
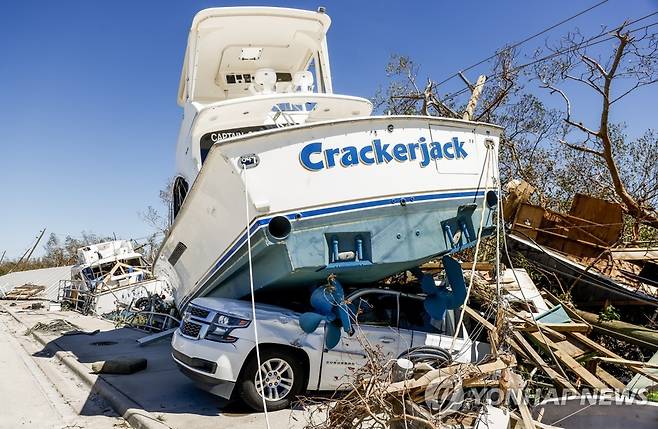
[71, 240, 147, 287]
[154, 7, 501, 309]
[61, 240, 170, 315]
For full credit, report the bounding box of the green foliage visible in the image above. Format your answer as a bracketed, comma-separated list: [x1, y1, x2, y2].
[0, 231, 114, 275]
[598, 305, 621, 322]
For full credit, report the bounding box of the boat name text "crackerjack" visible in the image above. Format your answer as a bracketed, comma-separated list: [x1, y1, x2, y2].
[299, 137, 468, 171]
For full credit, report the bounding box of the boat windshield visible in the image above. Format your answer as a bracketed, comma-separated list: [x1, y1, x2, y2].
[195, 93, 372, 164]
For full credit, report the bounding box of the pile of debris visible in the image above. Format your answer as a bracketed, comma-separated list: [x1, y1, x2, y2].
[3, 284, 45, 300]
[303, 262, 658, 429]
[504, 180, 658, 310]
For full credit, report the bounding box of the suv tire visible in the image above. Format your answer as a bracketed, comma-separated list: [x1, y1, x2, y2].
[237, 348, 305, 411]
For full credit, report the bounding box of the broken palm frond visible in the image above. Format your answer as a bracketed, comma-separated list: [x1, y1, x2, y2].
[25, 318, 79, 335]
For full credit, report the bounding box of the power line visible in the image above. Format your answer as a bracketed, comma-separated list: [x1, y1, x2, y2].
[436, 0, 611, 86]
[441, 17, 658, 103]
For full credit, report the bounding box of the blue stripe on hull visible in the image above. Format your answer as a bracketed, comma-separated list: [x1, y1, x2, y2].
[195, 189, 486, 294]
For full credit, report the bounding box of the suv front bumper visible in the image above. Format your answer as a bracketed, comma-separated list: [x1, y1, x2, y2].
[171, 329, 255, 399]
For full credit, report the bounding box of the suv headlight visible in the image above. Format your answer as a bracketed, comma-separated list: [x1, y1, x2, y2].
[205, 312, 250, 343]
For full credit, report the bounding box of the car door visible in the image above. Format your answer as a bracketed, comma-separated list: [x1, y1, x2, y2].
[318, 291, 412, 390]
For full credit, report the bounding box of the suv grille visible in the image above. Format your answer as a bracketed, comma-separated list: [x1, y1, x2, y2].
[189, 306, 210, 319]
[180, 321, 202, 338]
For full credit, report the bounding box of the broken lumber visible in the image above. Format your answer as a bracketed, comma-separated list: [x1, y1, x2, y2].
[569, 332, 658, 384]
[592, 356, 658, 369]
[575, 310, 658, 350]
[592, 366, 626, 391]
[533, 323, 590, 333]
[511, 331, 578, 393]
[527, 331, 606, 389]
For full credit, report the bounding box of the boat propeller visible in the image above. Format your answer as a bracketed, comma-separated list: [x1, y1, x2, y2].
[299, 275, 353, 349]
[411, 255, 467, 320]
[299, 257, 465, 349]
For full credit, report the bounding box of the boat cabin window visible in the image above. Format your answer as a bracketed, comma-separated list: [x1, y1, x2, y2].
[172, 177, 189, 220]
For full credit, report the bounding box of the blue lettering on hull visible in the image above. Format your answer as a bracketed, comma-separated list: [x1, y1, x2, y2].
[300, 137, 469, 171]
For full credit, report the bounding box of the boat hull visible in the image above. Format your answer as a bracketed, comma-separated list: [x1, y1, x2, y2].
[155, 116, 501, 309]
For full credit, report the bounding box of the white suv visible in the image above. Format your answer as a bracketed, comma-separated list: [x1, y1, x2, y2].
[171, 288, 490, 411]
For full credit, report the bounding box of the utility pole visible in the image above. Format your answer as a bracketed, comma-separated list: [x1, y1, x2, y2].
[10, 228, 46, 273]
[0, 250, 5, 265]
[24, 228, 46, 265]
[462, 74, 487, 121]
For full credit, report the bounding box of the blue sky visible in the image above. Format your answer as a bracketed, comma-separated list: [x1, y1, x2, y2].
[1, 0, 656, 258]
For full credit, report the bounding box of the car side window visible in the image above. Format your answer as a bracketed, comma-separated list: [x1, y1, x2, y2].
[353, 293, 397, 327]
[399, 295, 444, 333]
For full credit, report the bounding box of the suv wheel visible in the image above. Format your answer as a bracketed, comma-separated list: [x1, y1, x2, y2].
[237, 349, 304, 411]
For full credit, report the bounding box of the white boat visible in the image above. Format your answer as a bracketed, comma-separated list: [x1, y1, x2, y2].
[62, 240, 170, 315]
[154, 7, 501, 309]
[72, 240, 147, 287]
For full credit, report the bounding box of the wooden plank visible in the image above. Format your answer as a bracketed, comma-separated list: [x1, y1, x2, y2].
[593, 366, 626, 391]
[509, 339, 532, 361]
[510, 389, 537, 429]
[464, 306, 495, 331]
[569, 332, 658, 384]
[463, 306, 499, 354]
[610, 248, 658, 261]
[536, 323, 590, 333]
[552, 338, 589, 359]
[518, 324, 566, 342]
[594, 356, 658, 369]
[527, 331, 606, 389]
[512, 331, 578, 393]
[568, 193, 623, 245]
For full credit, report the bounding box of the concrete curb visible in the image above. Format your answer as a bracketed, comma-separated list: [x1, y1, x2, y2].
[4, 306, 170, 429]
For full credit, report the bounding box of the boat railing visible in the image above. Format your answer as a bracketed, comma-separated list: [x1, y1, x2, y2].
[192, 92, 373, 136]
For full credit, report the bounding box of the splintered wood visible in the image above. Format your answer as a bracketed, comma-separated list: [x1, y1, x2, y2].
[303, 264, 658, 429]
[468, 266, 658, 394]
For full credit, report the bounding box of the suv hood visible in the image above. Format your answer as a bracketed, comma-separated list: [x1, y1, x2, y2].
[191, 296, 301, 321]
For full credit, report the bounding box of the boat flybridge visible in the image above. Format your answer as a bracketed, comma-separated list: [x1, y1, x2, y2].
[155, 7, 502, 310]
